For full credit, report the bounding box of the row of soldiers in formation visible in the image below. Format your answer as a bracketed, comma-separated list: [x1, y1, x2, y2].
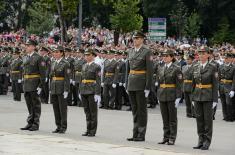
[0, 31, 235, 150]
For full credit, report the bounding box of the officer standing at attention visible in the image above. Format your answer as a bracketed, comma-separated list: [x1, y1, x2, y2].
[65, 47, 75, 106]
[72, 49, 86, 107]
[10, 47, 23, 101]
[102, 50, 119, 109]
[218, 52, 235, 122]
[39, 46, 51, 104]
[156, 50, 182, 145]
[192, 47, 218, 150]
[80, 49, 101, 137]
[126, 31, 153, 142]
[208, 49, 219, 120]
[0, 47, 11, 95]
[50, 46, 70, 134]
[20, 40, 46, 131]
[182, 52, 195, 118]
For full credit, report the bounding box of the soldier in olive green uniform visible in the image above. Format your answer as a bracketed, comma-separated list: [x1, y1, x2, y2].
[21, 40, 46, 131]
[73, 50, 86, 107]
[65, 48, 75, 106]
[218, 53, 235, 122]
[80, 49, 101, 137]
[115, 51, 125, 110]
[0, 47, 11, 95]
[208, 49, 219, 120]
[192, 47, 218, 150]
[126, 32, 153, 142]
[102, 50, 119, 109]
[182, 53, 195, 118]
[50, 46, 70, 134]
[10, 48, 23, 101]
[148, 53, 159, 108]
[232, 53, 235, 120]
[156, 50, 182, 145]
[39, 46, 51, 104]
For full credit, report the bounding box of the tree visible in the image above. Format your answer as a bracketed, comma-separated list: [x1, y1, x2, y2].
[26, 2, 54, 35]
[169, 0, 188, 39]
[110, 0, 143, 33]
[185, 12, 201, 38]
[211, 16, 234, 44]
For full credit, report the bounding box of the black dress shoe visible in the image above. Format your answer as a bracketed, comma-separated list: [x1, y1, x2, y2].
[28, 126, 39, 131]
[167, 140, 175, 145]
[82, 132, 89, 136]
[158, 139, 169, 144]
[186, 114, 192, 118]
[20, 124, 32, 130]
[52, 129, 60, 133]
[133, 137, 145, 142]
[193, 144, 203, 149]
[126, 108, 132, 111]
[58, 129, 66, 134]
[201, 146, 209, 150]
[87, 133, 95, 137]
[127, 137, 134, 141]
[148, 105, 156, 109]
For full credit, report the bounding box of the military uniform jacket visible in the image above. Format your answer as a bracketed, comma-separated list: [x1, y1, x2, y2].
[79, 62, 101, 95]
[156, 63, 182, 102]
[73, 58, 86, 83]
[22, 52, 46, 92]
[66, 57, 75, 80]
[43, 56, 51, 78]
[152, 60, 159, 89]
[0, 55, 11, 75]
[50, 58, 70, 94]
[116, 60, 126, 83]
[182, 64, 194, 93]
[126, 46, 153, 91]
[10, 58, 23, 81]
[192, 63, 218, 102]
[218, 63, 235, 94]
[102, 59, 119, 85]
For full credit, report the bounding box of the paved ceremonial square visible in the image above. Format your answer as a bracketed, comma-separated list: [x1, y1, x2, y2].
[0, 93, 234, 155]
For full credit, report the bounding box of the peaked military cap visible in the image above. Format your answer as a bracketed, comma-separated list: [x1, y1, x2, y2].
[26, 39, 37, 46]
[84, 49, 97, 56]
[53, 46, 64, 52]
[133, 31, 146, 38]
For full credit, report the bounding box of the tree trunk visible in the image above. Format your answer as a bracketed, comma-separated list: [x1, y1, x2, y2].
[55, 0, 67, 44]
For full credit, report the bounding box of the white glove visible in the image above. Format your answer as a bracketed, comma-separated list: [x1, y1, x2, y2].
[70, 79, 73, 84]
[229, 91, 235, 98]
[155, 82, 159, 86]
[45, 78, 48, 82]
[37, 88, 42, 95]
[192, 101, 195, 106]
[94, 95, 101, 106]
[213, 102, 217, 109]
[112, 84, 117, 88]
[78, 94, 82, 101]
[175, 98, 181, 108]
[101, 83, 104, 87]
[123, 83, 126, 88]
[63, 91, 68, 99]
[72, 81, 76, 86]
[10, 79, 12, 82]
[119, 83, 123, 86]
[18, 79, 22, 83]
[144, 90, 150, 98]
[6, 73, 9, 77]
